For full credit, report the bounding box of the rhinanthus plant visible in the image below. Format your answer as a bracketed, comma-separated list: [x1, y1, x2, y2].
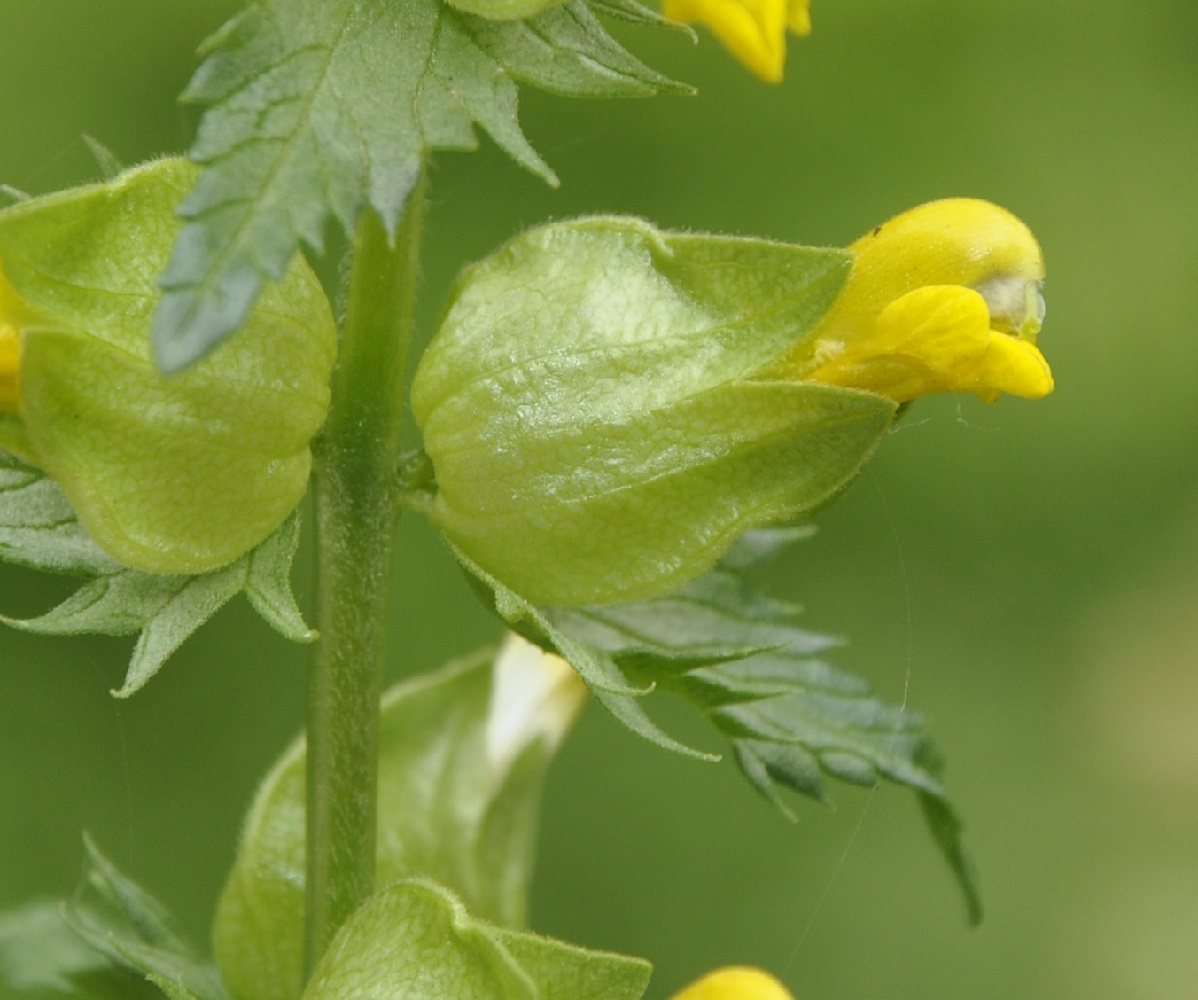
[411, 200, 1050, 606]
[0, 1, 1053, 998]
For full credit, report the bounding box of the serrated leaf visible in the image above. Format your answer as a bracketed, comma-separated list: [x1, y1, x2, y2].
[549, 571, 835, 676]
[156, 0, 684, 369]
[0, 453, 312, 695]
[63, 838, 228, 1000]
[914, 740, 982, 925]
[242, 511, 314, 643]
[302, 878, 650, 1000]
[717, 524, 817, 571]
[214, 640, 586, 1000]
[0, 452, 122, 577]
[470, 2, 689, 99]
[589, 0, 694, 32]
[455, 545, 719, 761]
[459, 529, 981, 922]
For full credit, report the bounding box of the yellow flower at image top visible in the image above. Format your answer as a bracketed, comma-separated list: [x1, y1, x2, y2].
[662, 0, 811, 83]
[670, 967, 798, 1000]
[778, 197, 1053, 404]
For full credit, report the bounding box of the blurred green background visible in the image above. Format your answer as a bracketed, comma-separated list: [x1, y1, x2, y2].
[2, 0, 1196, 997]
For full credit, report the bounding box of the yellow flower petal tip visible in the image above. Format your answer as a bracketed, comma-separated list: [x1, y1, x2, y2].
[786, 0, 811, 36]
[662, 0, 811, 83]
[669, 967, 797, 1000]
[787, 198, 1052, 404]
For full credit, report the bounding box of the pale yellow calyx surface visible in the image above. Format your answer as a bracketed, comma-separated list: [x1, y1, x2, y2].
[486, 632, 586, 781]
[662, 0, 810, 83]
[783, 198, 1053, 404]
[670, 967, 797, 1000]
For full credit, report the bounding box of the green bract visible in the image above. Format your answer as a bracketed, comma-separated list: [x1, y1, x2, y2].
[412, 217, 896, 606]
[0, 159, 335, 574]
[214, 639, 587, 1000]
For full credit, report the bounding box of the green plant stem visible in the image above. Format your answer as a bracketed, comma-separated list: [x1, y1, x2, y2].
[305, 177, 426, 974]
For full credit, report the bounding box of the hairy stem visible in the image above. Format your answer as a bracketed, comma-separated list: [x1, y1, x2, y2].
[305, 179, 425, 973]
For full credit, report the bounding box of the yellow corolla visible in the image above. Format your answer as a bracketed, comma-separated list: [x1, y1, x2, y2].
[779, 198, 1053, 404]
[662, 0, 810, 83]
[0, 265, 25, 414]
[670, 966, 797, 1000]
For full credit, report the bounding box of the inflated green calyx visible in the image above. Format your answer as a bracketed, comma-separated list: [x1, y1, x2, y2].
[412, 216, 895, 606]
[0, 158, 335, 574]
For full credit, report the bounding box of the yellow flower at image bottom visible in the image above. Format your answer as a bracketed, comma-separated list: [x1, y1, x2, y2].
[662, 0, 810, 82]
[670, 966, 797, 1000]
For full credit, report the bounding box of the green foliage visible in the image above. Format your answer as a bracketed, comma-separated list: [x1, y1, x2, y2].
[0, 158, 335, 574]
[454, 546, 713, 759]
[61, 838, 228, 1000]
[0, 453, 312, 696]
[458, 528, 982, 923]
[2, 648, 634, 1000]
[214, 646, 585, 1000]
[302, 879, 650, 1000]
[413, 216, 895, 605]
[156, 0, 685, 369]
[587, 0, 691, 29]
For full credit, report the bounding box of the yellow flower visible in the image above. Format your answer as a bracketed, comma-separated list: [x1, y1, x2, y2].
[0, 265, 26, 415]
[662, 0, 810, 83]
[0, 327, 19, 414]
[670, 967, 797, 1000]
[777, 198, 1053, 404]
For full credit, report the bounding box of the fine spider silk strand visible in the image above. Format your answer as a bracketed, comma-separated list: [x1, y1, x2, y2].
[783, 465, 915, 968]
